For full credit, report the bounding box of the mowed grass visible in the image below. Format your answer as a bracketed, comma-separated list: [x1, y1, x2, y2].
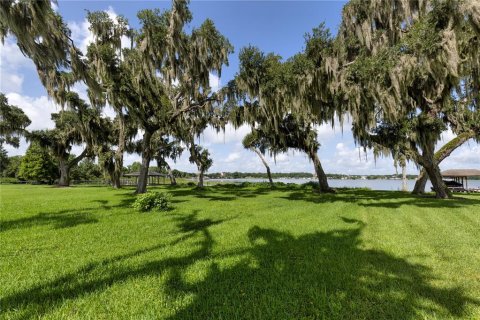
[0, 184, 479, 320]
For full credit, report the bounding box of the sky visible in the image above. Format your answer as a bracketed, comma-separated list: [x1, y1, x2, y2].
[1, 0, 478, 175]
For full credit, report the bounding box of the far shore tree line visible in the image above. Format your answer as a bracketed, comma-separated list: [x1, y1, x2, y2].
[1, 0, 479, 198]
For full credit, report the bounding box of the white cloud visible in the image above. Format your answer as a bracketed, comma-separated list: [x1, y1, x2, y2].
[224, 152, 241, 163]
[0, 38, 35, 94]
[5, 93, 58, 130]
[1, 73, 24, 93]
[209, 73, 221, 92]
[201, 124, 250, 146]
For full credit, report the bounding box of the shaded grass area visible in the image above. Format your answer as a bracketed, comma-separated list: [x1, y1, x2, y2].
[0, 184, 479, 319]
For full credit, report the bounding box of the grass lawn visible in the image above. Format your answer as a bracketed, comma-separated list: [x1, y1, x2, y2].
[1, 184, 479, 319]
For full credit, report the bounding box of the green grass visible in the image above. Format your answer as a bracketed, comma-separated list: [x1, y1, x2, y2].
[1, 184, 479, 320]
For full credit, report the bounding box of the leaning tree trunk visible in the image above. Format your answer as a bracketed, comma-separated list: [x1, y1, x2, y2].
[412, 131, 475, 194]
[136, 130, 153, 194]
[307, 149, 334, 193]
[252, 148, 274, 187]
[420, 142, 451, 199]
[412, 170, 428, 195]
[112, 115, 126, 189]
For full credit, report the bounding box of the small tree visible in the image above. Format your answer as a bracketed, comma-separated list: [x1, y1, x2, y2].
[29, 93, 104, 186]
[18, 142, 57, 183]
[242, 131, 274, 187]
[151, 135, 183, 186]
[2, 155, 22, 178]
[188, 142, 213, 188]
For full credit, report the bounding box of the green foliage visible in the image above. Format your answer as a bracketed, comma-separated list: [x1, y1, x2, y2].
[70, 159, 102, 181]
[2, 155, 22, 178]
[17, 142, 57, 183]
[132, 191, 171, 212]
[0, 177, 18, 184]
[0, 93, 31, 148]
[0, 145, 8, 172]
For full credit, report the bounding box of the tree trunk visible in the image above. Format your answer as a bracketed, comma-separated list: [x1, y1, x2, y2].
[420, 142, 451, 199]
[58, 157, 70, 187]
[59, 148, 90, 187]
[167, 167, 177, 185]
[252, 148, 274, 187]
[112, 115, 126, 189]
[308, 149, 334, 193]
[412, 170, 428, 194]
[412, 131, 475, 194]
[197, 168, 204, 188]
[136, 130, 153, 194]
[423, 161, 450, 198]
[401, 164, 408, 192]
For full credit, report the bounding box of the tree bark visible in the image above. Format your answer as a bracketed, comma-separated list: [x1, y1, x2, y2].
[401, 165, 408, 192]
[412, 170, 428, 194]
[252, 148, 274, 187]
[308, 149, 334, 193]
[419, 142, 451, 199]
[112, 115, 126, 189]
[197, 168, 204, 188]
[57, 148, 89, 187]
[167, 167, 177, 185]
[136, 130, 153, 194]
[412, 131, 475, 194]
[58, 157, 70, 187]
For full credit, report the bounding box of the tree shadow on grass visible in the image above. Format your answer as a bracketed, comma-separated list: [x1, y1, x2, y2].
[0, 211, 98, 233]
[167, 185, 274, 202]
[2, 214, 478, 319]
[0, 211, 236, 319]
[166, 219, 479, 319]
[279, 189, 480, 209]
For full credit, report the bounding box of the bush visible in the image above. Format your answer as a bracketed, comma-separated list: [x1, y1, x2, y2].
[187, 182, 196, 187]
[0, 177, 19, 184]
[133, 191, 172, 212]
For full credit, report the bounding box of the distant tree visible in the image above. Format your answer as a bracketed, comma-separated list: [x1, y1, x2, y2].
[70, 158, 102, 181]
[18, 142, 57, 183]
[2, 155, 22, 178]
[0, 146, 8, 173]
[29, 92, 103, 186]
[151, 135, 183, 185]
[126, 162, 142, 174]
[188, 142, 213, 188]
[242, 131, 274, 187]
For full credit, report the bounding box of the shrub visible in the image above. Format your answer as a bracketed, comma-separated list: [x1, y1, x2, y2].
[133, 192, 172, 212]
[0, 177, 19, 184]
[187, 182, 196, 187]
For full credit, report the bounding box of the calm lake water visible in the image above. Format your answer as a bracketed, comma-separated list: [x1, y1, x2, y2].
[208, 178, 480, 191]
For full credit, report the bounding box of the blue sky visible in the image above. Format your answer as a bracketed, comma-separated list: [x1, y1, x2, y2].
[1, 1, 478, 175]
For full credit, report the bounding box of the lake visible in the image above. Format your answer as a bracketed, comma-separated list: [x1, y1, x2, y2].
[207, 178, 480, 191]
